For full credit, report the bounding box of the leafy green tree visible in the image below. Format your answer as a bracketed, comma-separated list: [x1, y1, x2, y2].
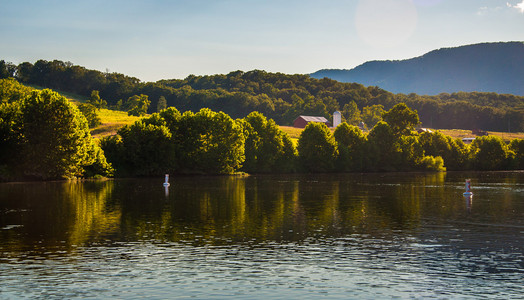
[366, 121, 400, 171]
[298, 122, 337, 172]
[0, 101, 23, 178]
[319, 96, 340, 118]
[445, 137, 469, 170]
[117, 119, 175, 176]
[87, 90, 107, 110]
[418, 131, 468, 170]
[19, 89, 111, 179]
[419, 155, 446, 172]
[334, 122, 366, 171]
[362, 104, 385, 129]
[82, 143, 114, 178]
[0, 78, 33, 103]
[101, 106, 244, 176]
[176, 108, 245, 174]
[0, 60, 17, 79]
[77, 103, 101, 128]
[398, 135, 425, 170]
[15, 62, 33, 83]
[1, 80, 32, 178]
[302, 95, 329, 119]
[127, 94, 150, 116]
[469, 136, 511, 170]
[99, 135, 124, 175]
[282, 94, 305, 123]
[275, 133, 298, 173]
[159, 107, 182, 132]
[382, 103, 419, 136]
[242, 111, 293, 173]
[115, 99, 124, 111]
[509, 139, 524, 169]
[157, 95, 167, 112]
[341, 101, 361, 126]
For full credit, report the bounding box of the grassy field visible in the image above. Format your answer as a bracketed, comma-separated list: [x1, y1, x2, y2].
[90, 109, 140, 139]
[437, 129, 524, 142]
[90, 121, 524, 142]
[34, 86, 140, 139]
[27, 86, 524, 142]
[279, 126, 304, 140]
[44, 83, 522, 142]
[280, 125, 524, 143]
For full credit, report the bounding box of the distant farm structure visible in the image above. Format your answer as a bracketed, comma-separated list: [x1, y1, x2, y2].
[293, 116, 331, 128]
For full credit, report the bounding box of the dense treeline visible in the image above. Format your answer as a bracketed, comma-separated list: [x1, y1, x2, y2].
[101, 109, 297, 176]
[100, 102, 523, 176]
[0, 79, 112, 180]
[1, 59, 523, 131]
[2, 78, 522, 182]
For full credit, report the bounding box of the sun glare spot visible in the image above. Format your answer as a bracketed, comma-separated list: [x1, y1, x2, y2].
[355, 0, 418, 48]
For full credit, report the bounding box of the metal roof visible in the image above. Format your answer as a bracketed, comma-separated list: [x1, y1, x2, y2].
[296, 116, 329, 123]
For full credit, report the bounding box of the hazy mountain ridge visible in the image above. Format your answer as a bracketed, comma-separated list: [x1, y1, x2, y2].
[311, 42, 524, 96]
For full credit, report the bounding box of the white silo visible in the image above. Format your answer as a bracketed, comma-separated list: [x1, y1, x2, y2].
[333, 111, 341, 128]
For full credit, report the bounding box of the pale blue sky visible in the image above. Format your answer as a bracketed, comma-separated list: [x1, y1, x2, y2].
[1, 0, 523, 82]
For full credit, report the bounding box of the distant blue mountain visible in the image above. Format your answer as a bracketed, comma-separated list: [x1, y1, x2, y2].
[311, 42, 524, 96]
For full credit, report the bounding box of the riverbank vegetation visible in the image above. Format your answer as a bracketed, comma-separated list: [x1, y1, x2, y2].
[1, 77, 523, 181]
[100, 101, 523, 176]
[0, 79, 113, 180]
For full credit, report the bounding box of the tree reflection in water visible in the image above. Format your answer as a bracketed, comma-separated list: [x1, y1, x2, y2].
[1, 171, 523, 251]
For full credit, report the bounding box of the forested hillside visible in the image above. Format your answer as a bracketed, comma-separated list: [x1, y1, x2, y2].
[1, 59, 523, 131]
[311, 42, 524, 96]
[3, 79, 524, 180]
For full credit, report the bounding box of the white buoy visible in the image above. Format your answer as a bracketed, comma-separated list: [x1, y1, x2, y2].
[463, 179, 472, 196]
[163, 174, 170, 187]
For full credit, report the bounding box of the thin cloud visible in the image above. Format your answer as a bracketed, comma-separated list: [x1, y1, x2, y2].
[477, 5, 503, 16]
[478, 1, 524, 15]
[507, 0, 524, 13]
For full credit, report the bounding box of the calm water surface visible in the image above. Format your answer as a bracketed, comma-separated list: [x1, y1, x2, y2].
[1, 172, 524, 298]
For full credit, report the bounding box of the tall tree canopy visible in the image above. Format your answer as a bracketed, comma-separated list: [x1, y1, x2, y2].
[298, 122, 338, 172]
[382, 103, 420, 136]
[177, 108, 245, 174]
[1, 88, 112, 180]
[242, 111, 296, 173]
[334, 122, 367, 172]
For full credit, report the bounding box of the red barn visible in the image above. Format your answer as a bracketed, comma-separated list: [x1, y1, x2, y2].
[293, 116, 331, 128]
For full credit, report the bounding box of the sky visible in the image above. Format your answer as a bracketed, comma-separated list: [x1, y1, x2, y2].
[1, 0, 524, 82]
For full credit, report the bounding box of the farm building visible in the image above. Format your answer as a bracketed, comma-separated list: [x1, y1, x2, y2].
[293, 116, 331, 128]
[462, 137, 475, 144]
[417, 128, 433, 134]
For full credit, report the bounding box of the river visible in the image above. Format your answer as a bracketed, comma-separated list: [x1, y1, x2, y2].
[1, 172, 523, 298]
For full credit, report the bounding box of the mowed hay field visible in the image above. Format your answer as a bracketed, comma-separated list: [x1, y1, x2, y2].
[90, 109, 140, 139]
[36, 86, 524, 143]
[87, 109, 524, 143]
[91, 120, 524, 142]
[55, 84, 522, 143]
[280, 125, 524, 144]
[50, 89, 140, 139]
[437, 129, 524, 142]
